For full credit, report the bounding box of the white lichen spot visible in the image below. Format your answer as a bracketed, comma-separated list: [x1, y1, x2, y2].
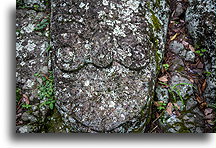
[23, 24, 35, 33]
[127, 0, 140, 12]
[98, 11, 106, 18]
[78, 18, 84, 22]
[84, 80, 90, 86]
[113, 25, 126, 37]
[102, 0, 109, 6]
[110, 2, 116, 9]
[84, 43, 91, 49]
[79, 2, 85, 8]
[99, 106, 105, 110]
[109, 101, 115, 108]
[63, 74, 70, 79]
[84, 3, 89, 10]
[26, 79, 35, 88]
[120, 114, 125, 120]
[20, 61, 26, 66]
[25, 40, 36, 52]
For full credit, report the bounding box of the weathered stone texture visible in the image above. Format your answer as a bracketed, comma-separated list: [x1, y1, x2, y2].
[16, 1, 51, 133]
[51, 0, 169, 132]
[185, 0, 216, 104]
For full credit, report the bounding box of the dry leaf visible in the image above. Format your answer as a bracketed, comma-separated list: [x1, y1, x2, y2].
[158, 75, 168, 82]
[182, 40, 189, 47]
[201, 79, 207, 92]
[154, 101, 164, 107]
[204, 108, 213, 116]
[189, 44, 195, 52]
[170, 33, 179, 41]
[166, 102, 173, 115]
[189, 78, 194, 83]
[22, 94, 30, 105]
[196, 95, 204, 104]
[173, 103, 180, 110]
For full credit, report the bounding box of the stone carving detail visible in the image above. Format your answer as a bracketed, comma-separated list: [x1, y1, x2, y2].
[51, 0, 169, 132]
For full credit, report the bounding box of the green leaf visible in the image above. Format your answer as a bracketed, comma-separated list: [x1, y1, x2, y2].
[49, 103, 54, 110]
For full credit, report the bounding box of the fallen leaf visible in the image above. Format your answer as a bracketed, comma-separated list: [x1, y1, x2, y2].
[22, 94, 30, 105]
[166, 102, 173, 115]
[189, 44, 195, 52]
[197, 62, 204, 69]
[201, 79, 207, 92]
[170, 33, 179, 41]
[154, 101, 164, 107]
[204, 108, 213, 116]
[182, 40, 189, 47]
[189, 78, 194, 83]
[158, 75, 168, 82]
[173, 103, 181, 110]
[196, 95, 204, 104]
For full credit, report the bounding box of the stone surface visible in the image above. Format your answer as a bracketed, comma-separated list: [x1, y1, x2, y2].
[158, 73, 205, 133]
[185, 0, 216, 104]
[185, 51, 195, 62]
[16, 2, 53, 133]
[51, 0, 170, 132]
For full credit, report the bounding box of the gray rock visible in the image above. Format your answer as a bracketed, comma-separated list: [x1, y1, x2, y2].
[175, 3, 184, 17]
[17, 125, 33, 133]
[158, 74, 205, 133]
[16, 4, 50, 132]
[169, 41, 185, 54]
[155, 86, 169, 104]
[169, 56, 184, 72]
[21, 112, 37, 123]
[17, 0, 47, 11]
[51, 0, 170, 132]
[185, 51, 195, 62]
[185, 0, 216, 104]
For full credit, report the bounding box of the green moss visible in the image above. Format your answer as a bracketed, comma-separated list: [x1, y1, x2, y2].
[16, 88, 22, 104]
[43, 108, 67, 133]
[155, 0, 161, 8]
[156, 50, 162, 72]
[176, 66, 184, 72]
[151, 13, 162, 31]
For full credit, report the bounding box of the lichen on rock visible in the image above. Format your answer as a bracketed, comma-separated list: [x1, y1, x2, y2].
[185, 0, 216, 104]
[51, 0, 170, 132]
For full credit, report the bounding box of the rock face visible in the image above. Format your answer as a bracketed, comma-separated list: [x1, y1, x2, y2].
[51, 0, 169, 132]
[157, 73, 205, 133]
[185, 0, 216, 104]
[16, 0, 51, 133]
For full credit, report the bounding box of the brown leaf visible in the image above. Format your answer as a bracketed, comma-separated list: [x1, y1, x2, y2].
[166, 102, 173, 115]
[170, 33, 179, 41]
[189, 78, 194, 83]
[182, 40, 189, 47]
[154, 101, 164, 107]
[197, 62, 204, 69]
[173, 103, 181, 110]
[22, 94, 30, 105]
[196, 95, 204, 104]
[204, 108, 213, 116]
[158, 75, 168, 82]
[201, 79, 207, 92]
[189, 44, 195, 52]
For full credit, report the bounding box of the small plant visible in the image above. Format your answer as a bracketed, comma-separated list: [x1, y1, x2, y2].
[195, 48, 207, 56]
[208, 104, 216, 109]
[22, 103, 32, 109]
[157, 102, 167, 111]
[16, 88, 22, 104]
[34, 18, 49, 31]
[35, 71, 55, 110]
[203, 71, 212, 77]
[163, 64, 170, 70]
[159, 82, 194, 103]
